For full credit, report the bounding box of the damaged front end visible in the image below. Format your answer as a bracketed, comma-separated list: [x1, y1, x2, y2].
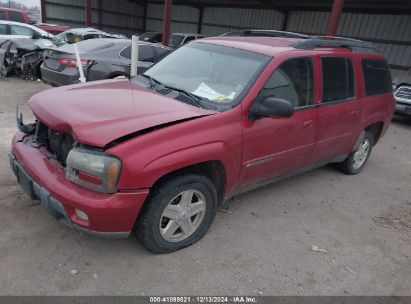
[16, 105, 75, 167]
[0, 38, 55, 80]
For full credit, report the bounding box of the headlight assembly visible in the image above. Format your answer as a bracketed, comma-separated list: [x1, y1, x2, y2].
[66, 147, 122, 193]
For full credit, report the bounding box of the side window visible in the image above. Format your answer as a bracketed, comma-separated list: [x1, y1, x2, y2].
[362, 59, 392, 96]
[0, 11, 6, 20]
[138, 45, 155, 62]
[184, 36, 196, 44]
[10, 11, 25, 23]
[258, 57, 314, 108]
[322, 57, 355, 102]
[83, 34, 100, 40]
[10, 25, 34, 36]
[0, 24, 7, 35]
[120, 46, 131, 60]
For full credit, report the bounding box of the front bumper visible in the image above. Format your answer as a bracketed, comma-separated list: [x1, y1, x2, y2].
[10, 131, 149, 238]
[395, 101, 411, 116]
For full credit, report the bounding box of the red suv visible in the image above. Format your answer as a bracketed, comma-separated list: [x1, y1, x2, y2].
[0, 8, 30, 23]
[10, 31, 394, 253]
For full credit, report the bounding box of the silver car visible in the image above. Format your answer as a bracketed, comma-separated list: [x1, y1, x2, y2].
[40, 38, 172, 86]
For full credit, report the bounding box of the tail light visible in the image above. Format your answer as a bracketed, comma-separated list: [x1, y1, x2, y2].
[59, 58, 94, 68]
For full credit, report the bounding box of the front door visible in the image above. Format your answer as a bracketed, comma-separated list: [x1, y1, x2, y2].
[241, 57, 318, 186]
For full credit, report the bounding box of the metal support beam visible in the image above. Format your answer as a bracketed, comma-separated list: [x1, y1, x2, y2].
[326, 0, 345, 36]
[143, 2, 148, 32]
[197, 7, 203, 34]
[282, 10, 289, 31]
[40, 0, 46, 22]
[162, 0, 173, 46]
[85, 0, 92, 26]
[97, 0, 102, 29]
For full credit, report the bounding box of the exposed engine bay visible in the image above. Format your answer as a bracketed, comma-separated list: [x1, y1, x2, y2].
[0, 38, 55, 81]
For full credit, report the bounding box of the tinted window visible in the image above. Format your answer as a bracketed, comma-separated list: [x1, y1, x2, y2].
[0, 11, 6, 20]
[10, 11, 25, 23]
[362, 59, 392, 96]
[10, 25, 34, 36]
[120, 45, 155, 62]
[184, 36, 196, 44]
[120, 46, 131, 60]
[322, 57, 354, 102]
[139, 45, 155, 62]
[83, 34, 100, 40]
[258, 57, 314, 108]
[0, 24, 6, 35]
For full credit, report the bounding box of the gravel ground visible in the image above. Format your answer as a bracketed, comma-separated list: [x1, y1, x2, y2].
[0, 78, 410, 296]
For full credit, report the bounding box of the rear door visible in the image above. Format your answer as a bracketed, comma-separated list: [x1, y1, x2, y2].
[310, 55, 363, 163]
[241, 56, 319, 185]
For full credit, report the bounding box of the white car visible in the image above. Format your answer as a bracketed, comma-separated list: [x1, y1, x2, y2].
[0, 20, 53, 40]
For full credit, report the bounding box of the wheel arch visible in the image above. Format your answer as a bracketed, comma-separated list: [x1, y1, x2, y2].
[149, 160, 227, 205]
[365, 121, 384, 145]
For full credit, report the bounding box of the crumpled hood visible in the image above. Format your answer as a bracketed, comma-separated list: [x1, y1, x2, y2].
[29, 79, 216, 147]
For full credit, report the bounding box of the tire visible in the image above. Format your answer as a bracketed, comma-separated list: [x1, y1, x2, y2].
[337, 131, 374, 175]
[136, 174, 218, 254]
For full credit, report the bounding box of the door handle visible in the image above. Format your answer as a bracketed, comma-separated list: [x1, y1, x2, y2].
[351, 110, 360, 117]
[303, 120, 314, 128]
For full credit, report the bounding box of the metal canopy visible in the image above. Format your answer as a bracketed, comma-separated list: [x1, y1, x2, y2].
[130, 0, 411, 14]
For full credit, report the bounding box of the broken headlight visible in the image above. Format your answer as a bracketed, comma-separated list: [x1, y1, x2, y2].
[66, 147, 121, 193]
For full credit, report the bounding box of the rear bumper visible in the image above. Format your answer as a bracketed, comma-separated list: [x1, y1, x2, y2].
[10, 131, 149, 237]
[40, 64, 80, 87]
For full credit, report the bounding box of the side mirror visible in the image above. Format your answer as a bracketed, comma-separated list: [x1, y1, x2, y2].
[249, 97, 294, 119]
[31, 32, 42, 39]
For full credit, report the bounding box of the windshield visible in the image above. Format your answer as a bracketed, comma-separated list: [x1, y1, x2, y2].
[142, 42, 270, 110]
[169, 34, 185, 48]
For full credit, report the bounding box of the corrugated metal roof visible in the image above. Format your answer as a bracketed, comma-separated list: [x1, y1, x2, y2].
[138, 0, 411, 13]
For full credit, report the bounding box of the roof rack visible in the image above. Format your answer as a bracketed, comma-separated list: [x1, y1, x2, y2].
[221, 29, 379, 54]
[222, 29, 309, 39]
[291, 36, 379, 53]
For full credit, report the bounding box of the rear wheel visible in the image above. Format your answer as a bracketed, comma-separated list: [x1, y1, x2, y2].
[337, 131, 374, 175]
[136, 174, 218, 253]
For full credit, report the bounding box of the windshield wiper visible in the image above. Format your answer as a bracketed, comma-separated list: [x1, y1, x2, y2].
[161, 84, 204, 108]
[140, 74, 161, 92]
[140, 74, 204, 109]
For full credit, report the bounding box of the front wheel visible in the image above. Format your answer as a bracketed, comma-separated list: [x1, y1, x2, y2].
[136, 174, 218, 253]
[337, 131, 374, 175]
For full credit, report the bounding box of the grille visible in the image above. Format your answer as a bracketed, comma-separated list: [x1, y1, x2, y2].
[35, 121, 74, 167]
[395, 86, 411, 104]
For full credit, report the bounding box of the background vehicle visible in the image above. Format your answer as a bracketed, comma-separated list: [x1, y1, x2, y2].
[35, 23, 69, 35]
[0, 20, 53, 39]
[41, 38, 172, 86]
[139, 31, 162, 43]
[169, 33, 205, 48]
[0, 7, 30, 24]
[52, 28, 126, 46]
[393, 68, 411, 116]
[10, 33, 394, 254]
[138, 31, 205, 48]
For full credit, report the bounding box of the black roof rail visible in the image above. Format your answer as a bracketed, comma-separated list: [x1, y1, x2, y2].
[291, 36, 379, 53]
[222, 29, 309, 39]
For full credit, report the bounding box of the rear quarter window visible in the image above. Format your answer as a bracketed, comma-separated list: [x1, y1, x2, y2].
[362, 59, 392, 96]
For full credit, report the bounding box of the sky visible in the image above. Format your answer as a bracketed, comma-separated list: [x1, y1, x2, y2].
[15, 0, 40, 8]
